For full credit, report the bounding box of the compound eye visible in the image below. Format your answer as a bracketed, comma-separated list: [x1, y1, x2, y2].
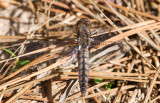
[86, 21, 91, 27]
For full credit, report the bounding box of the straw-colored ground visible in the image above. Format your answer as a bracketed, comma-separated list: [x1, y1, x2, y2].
[0, 0, 160, 103]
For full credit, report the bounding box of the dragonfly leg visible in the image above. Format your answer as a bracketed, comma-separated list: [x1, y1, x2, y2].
[91, 30, 98, 36]
[91, 28, 110, 36]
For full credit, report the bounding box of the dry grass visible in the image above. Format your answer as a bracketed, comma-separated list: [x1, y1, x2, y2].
[0, 0, 160, 102]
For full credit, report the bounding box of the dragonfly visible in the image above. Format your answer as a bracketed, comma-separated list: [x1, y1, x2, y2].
[75, 18, 91, 96]
[48, 18, 121, 96]
[58, 18, 117, 96]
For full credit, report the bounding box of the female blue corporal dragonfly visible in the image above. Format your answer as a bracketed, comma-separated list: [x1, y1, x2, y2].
[52, 18, 121, 96]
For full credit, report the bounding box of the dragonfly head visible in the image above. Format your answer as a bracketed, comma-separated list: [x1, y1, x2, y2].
[76, 18, 91, 37]
[76, 18, 91, 28]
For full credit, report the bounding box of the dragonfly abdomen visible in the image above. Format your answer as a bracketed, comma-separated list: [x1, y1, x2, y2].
[78, 47, 89, 96]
